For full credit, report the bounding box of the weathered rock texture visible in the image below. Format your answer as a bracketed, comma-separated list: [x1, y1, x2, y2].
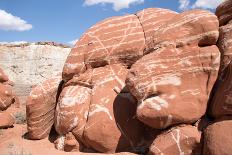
[56, 64, 146, 153]
[209, 0, 232, 118]
[26, 76, 61, 139]
[0, 112, 15, 128]
[126, 9, 220, 129]
[202, 2, 232, 155]
[216, 0, 232, 26]
[203, 119, 232, 155]
[0, 42, 70, 102]
[149, 125, 201, 155]
[62, 14, 146, 81]
[0, 67, 18, 111]
[25, 2, 232, 155]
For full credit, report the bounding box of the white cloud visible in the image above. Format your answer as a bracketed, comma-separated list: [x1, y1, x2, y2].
[0, 9, 32, 31]
[84, 0, 144, 11]
[192, 0, 224, 9]
[179, 0, 190, 10]
[178, 0, 225, 10]
[68, 39, 79, 45]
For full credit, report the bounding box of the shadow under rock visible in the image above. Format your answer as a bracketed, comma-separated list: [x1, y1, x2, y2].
[48, 125, 58, 143]
[22, 125, 58, 142]
[22, 132, 29, 139]
[113, 90, 148, 154]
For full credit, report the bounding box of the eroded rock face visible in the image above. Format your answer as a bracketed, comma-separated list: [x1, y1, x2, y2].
[209, 2, 232, 118]
[149, 125, 201, 155]
[26, 76, 61, 139]
[0, 67, 18, 111]
[0, 42, 70, 101]
[0, 83, 16, 111]
[127, 45, 220, 129]
[203, 119, 232, 155]
[56, 64, 145, 153]
[136, 8, 178, 50]
[216, 0, 232, 26]
[62, 14, 145, 81]
[126, 10, 220, 129]
[146, 9, 219, 52]
[0, 112, 15, 128]
[0, 67, 9, 83]
[217, 23, 232, 72]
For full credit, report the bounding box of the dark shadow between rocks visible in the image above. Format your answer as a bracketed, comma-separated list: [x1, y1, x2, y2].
[113, 89, 147, 154]
[205, 74, 221, 120]
[22, 132, 29, 139]
[48, 125, 58, 143]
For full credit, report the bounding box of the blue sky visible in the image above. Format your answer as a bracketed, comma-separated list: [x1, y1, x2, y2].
[0, 0, 224, 45]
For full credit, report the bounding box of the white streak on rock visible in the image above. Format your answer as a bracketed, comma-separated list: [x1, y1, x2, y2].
[69, 117, 78, 131]
[169, 95, 176, 99]
[153, 74, 182, 86]
[56, 135, 65, 151]
[153, 145, 164, 155]
[163, 114, 173, 128]
[89, 104, 113, 120]
[178, 59, 192, 66]
[171, 129, 184, 155]
[65, 63, 80, 70]
[84, 111, 88, 119]
[59, 86, 90, 107]
[139, 96, 169, 110]
[181, 89, 200, 95]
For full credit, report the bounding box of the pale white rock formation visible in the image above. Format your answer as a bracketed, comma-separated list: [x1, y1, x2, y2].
[0, 42, 70, 101]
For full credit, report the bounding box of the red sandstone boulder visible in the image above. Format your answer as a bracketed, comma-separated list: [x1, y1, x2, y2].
[54, 132, 84, 152]
[0, 67, 18, 111]
[83, 65, 144, 153]
[62, 14, 145, 81]
[217, 23, 232, 72]
[55, 84, 91, 147]
[149, 125, 201, 155]
[216, 0, 232, 26]
[0, 67, 9, 83]
[146, 9, 219, 53]
[56, 64, 146, 153]
[203, 119, 232, 155]
[136, 8, 178, 50]
[0, 112, 15, 128]
[126, 45, 220, 129]
[0, 83, 18, 111]
[209, 63, 232, 118]
[208, 7, 232, 118]
[26, 76, 61, 139]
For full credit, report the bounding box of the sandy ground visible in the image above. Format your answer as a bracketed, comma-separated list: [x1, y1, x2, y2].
[0, 104, 88, 155]
[0, 124, 120, 155]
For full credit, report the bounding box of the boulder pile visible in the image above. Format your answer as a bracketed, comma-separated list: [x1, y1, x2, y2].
[0, 67, 18, 128]
[203, 0, 232, 155]
[26, 1, 232, 154]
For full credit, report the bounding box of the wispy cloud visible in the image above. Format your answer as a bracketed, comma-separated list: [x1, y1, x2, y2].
[68, 38, 79, 46]
[192, 0, 224, 9]
[0, 9, 32, 31]
[83, 0, 144, 11]
[178, 0, 224, 10]
[179, 0, 190, 10]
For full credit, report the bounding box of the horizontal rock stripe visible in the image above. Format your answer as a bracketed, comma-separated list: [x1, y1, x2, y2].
[26, 76, 61, 139]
